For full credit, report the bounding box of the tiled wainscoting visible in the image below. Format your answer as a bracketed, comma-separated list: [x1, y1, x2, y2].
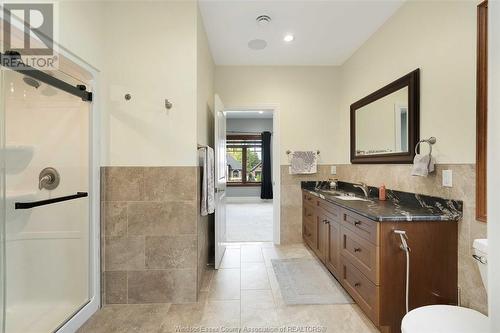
[280, 164, 487, 314]
[100, 167, 212, 305]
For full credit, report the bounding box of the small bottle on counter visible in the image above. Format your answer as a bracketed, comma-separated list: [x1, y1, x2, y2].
[379, 184, 386, 201]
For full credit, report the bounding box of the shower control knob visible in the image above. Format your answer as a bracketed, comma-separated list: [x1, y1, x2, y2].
[39, 167, 60, 190]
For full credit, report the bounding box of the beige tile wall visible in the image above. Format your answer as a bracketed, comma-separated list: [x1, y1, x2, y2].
[101, 166, 208, 305]
[280, 165, 337, 244]
[280, 163, 487, 314]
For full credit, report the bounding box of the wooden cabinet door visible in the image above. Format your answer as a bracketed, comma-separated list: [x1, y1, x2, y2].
[325, 220, 341, 278]
[303, 216, 317, 250]
[316, 216, 328, 262]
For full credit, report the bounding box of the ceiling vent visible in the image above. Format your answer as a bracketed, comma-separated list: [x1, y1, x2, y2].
[256, 15, 272, 26]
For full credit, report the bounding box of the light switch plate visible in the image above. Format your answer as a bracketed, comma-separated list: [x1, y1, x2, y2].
[442, 169, 453, 187]
[331, 166, 337, 175]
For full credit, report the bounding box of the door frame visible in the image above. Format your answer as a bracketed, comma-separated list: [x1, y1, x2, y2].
[214, 95, 227, 269]
[224, 104, 281, 244]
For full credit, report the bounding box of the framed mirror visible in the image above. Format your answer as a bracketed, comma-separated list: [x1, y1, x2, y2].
[476, 0, 487, 222]
[350, 69, 420, 164]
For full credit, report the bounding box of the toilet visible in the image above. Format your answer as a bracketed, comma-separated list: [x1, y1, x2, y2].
[401, 239, 489, 333]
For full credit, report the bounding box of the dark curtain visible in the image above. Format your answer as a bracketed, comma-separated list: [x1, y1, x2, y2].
[260, 131, 273, 199]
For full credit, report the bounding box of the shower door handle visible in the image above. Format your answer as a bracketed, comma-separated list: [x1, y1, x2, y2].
[15, 192, 88, 210]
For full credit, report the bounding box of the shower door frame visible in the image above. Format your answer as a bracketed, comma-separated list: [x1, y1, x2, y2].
[54, 50, 101, 332]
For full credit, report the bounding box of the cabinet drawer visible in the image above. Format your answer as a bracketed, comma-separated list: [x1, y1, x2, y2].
[342, 210, 379, 245]
[341, 227, 379, 284]
[341, 258, 379, 326]
[318, 200, 340, 221]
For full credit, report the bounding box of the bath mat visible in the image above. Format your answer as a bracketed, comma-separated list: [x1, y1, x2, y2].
[271, 258, 353, 305]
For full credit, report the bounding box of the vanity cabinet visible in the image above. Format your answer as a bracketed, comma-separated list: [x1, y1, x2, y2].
[302, 190, 458, 333]
[302, 192, 342, 277]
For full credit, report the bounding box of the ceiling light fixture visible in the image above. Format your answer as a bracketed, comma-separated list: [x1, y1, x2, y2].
[248, 39, 268, 50]
[258, 111, 264, 114]
[284, 34, 295, 42]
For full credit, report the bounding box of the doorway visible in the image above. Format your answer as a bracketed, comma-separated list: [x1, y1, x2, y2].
[225, 110, 278, 243]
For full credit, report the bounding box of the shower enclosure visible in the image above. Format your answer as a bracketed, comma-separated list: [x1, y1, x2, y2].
[0, 63, 96, 332]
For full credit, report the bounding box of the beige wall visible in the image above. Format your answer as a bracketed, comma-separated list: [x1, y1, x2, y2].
[215, 66, 340, 165]
[58, 1, 104, 71]
[338, 0, 476, 164]
[99, 1, 198, 166]
[488, 1, 500, 327]
[196, 6, 215, 147]
[59, 1, 205, 167]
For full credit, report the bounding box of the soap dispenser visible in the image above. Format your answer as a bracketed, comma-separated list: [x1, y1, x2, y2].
[379, 184, 387, 201]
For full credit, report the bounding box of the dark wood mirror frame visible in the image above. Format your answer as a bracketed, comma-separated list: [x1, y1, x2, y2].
[350, 69, 420, 164]
[476, 0, 487, 222]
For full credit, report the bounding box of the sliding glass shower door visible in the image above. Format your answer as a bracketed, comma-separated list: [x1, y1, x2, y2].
[1, 68, 91, 333]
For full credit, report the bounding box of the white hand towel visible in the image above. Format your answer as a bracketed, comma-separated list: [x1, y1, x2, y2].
[200, 147, 215, 216]
[290, 151, 318, 174]
[411, 153, 435, 177]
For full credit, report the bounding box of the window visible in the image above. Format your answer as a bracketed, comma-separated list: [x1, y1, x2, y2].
[227, 135, 262, 185]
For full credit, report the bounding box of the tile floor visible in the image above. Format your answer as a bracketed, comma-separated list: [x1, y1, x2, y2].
[226, 201, 273, 242]
[78, 242, 378, 333]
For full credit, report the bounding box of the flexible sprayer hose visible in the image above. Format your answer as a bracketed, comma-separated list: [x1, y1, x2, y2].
[395, 230, 410, 314]
[405, 248, 409, 313]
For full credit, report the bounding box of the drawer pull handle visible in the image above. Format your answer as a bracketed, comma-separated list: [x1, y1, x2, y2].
[323, 219, 329, 224]
[354, 247, 361, 252]
[307, 214, 312, 217]
[307, 197, 312, 201]
[354, 282, 361, 287]
[354, 221, 362, 227]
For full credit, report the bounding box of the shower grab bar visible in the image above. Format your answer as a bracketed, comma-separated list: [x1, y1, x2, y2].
[15, 192, 88, 210]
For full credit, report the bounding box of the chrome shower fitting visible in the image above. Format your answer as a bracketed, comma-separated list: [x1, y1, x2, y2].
[395, 229, 410, 252]
[39, 167, 60, 190]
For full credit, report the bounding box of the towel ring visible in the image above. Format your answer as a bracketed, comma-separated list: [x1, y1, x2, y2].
[414, 137, 436, 155]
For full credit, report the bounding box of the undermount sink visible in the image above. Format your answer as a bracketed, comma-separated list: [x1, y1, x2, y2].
[317, 189, 370, 201]
[335, 196, 370, 202]
[318, 189, 343, 196]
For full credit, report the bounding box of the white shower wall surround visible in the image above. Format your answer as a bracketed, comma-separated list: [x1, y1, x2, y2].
[3, 70, 91, 333]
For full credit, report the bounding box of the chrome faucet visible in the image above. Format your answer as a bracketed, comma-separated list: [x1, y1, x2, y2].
[353, 182, 370, 197]
[328, 178, 338, 190]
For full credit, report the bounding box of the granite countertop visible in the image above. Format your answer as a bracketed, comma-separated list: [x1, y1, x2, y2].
[302, 181, 463, 222]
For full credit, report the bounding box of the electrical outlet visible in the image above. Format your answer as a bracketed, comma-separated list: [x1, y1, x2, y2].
[442, 169, 453, 187]
[331, 166, 337, 175]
